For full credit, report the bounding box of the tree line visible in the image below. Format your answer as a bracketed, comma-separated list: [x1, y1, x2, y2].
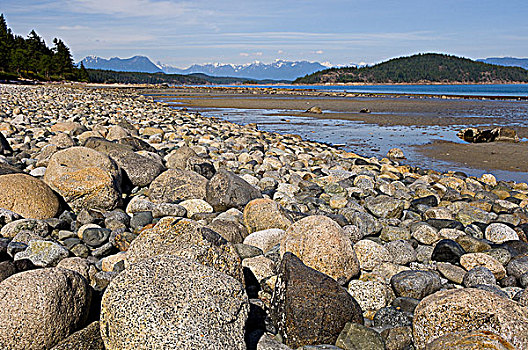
[0, 14, 89, 82]
[295, 53, 528, 84]
[85, 69, 275, 85]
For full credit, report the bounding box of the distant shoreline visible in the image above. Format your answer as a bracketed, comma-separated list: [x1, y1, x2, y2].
[292, 81, 528, 86]
[159, 84, 528, 101]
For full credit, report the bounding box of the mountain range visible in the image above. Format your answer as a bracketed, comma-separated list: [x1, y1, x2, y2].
[79, 56, 329, 80]
[478, 57, 528, 70]
[80, 55, 163, 73]
[79, 55, 528, 82]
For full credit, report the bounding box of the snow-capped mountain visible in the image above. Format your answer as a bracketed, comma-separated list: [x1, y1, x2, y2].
[79, 55, 329, 80]
[160, 60, 329, 80]
[79, 55, 163, 73]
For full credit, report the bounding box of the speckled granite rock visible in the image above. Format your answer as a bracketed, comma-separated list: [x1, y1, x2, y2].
[413, 288, 528, 350]
[44, 146, 122, 212]
[281, 215, 360, 284]
[0, 268, 92, 350]
[51, 321, 104, 350]
[100, 255, 248, 350]
[0, 173, 60, 219]
[126, 217, 243, 282]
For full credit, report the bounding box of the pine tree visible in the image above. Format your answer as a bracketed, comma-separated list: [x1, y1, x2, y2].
[52, 38, 74, 78]
[0, 14, 14, 72]
[26, 30, 50, 74]
[77, 61, 90, 82]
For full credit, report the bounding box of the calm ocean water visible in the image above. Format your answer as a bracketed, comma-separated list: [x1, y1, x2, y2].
[220, 84, 528, 97]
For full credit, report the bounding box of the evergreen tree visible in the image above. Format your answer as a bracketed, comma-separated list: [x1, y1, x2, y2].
[0, 14, 14, 72]
[77, 61, 90, 81]
[26, 30, 51, 74]
[52, 38, 74, 78]
[39, 55, 53, 79]
[10, 48, 27, 75]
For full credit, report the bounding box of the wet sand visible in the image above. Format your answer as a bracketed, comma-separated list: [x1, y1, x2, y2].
[417, 140, 528, 173]
[151, 87, 528, 178]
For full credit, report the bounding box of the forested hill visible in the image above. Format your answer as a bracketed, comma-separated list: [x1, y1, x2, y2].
[295, 54, 528, 84]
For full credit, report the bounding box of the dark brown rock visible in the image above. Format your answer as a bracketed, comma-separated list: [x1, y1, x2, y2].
[0, 163, 22, 175]
[0, 133, 12, 155]
[0, 261, 16, 282]
[457, 127, 519, 143]
[270, 252, 363, 348]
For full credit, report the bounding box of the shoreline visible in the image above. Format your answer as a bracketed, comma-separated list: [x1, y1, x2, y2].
[162, 85, 528, 102]
[150, 86, 528, 180]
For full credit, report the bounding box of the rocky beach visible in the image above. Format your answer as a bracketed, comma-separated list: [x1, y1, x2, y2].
[1, 83, 528, 349]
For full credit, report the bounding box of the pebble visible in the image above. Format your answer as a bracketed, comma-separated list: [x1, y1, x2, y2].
[335, 322, 385, 350]
[14, 240, 69, 267]
[460, 252, 507, 279]
[390, 270, 442, 300]
[353, 239, 392, 271]
[347, 279, 389, 313]
[485, 222, 519, 243]
[243, 228, 285, 253]
[178, 199, 212, 218]
[431, 239, 466, 264]
[462, 266, 497, 287]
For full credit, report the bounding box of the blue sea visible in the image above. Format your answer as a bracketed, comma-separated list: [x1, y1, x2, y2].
[217, 84, 528, 98]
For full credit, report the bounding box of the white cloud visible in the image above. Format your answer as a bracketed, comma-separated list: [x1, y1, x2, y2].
[67, 0, 190, 18]
[58, 25, 88, 30]
[255, 52, 263, 56]
[239, 52, 250, 57]
[277, 50, 284, 54]
[314, 50, 324, 54]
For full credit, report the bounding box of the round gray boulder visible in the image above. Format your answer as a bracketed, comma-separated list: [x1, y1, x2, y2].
[0, 268, 92, 350]
[280, 215, 360, 284]
[100, 255, 249, 350]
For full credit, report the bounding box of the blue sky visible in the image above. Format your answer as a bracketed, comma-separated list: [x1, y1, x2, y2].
[2, 0, 528, 67]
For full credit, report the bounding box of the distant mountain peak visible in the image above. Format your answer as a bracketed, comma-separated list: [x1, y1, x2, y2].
[478, 57, 528, 70]
[155, 59, 329, 80]
[79, 55, 329, 80]
[79, 55, 163, 73]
